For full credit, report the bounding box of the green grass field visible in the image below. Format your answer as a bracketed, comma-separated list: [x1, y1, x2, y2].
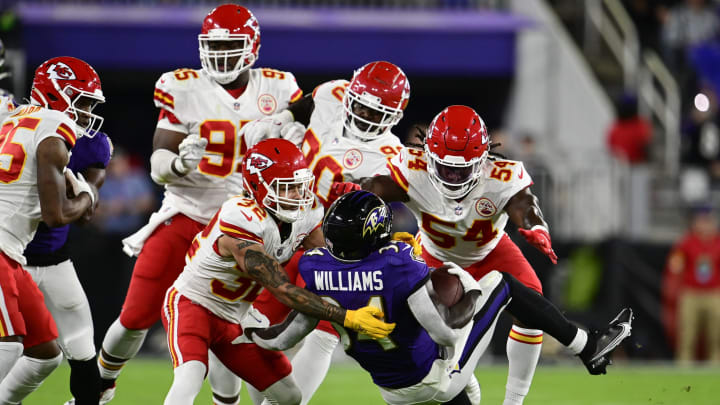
[26, 358, 720, 404]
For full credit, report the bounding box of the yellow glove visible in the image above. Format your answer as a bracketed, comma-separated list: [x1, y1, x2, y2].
[392, 232, 422, 256]
[344, 306, 396, 339]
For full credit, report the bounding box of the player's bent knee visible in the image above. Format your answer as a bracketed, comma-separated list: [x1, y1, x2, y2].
[60, 329, 96, 361]
[208, 352, 242, 398]
[164, 361, 206, 405]
[102, 319, 149, 360]
[478, 270, 504, 293]
[262, 375, 302, 405]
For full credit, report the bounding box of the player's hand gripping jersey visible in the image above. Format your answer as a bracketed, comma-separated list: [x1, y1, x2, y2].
[154, 68, 302, 223]
[0, 105, 78, 264]
[386, 149, 532, 268]
[301, 80, 403, 208]
[299, 242, 438, 388]
[173, 195, 323, 324]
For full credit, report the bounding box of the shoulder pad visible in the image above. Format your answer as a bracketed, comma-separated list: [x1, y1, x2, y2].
[217, 197, 266, 243]
[312, 80, 349, 104]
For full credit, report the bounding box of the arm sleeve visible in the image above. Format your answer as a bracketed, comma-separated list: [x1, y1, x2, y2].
[246, 311, 319, 351]
[407, 282, 459, 347]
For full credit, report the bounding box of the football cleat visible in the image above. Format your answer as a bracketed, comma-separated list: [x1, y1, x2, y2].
[581, 307, 633, 375]
[99, 383, 116, 404]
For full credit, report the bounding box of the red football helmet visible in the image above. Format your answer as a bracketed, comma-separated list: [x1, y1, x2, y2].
[241, 139, 315, 223]
[343, 61, 410, 141]
[30, 56, 105, 138]
[199, 4, 261, 84]
[424, 105, 490, 199]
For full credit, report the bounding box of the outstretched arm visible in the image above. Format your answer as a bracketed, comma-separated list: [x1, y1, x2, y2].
[219, 236, 347, 323]
[36, 137, 93, 227]
[359, 175, 409, 203]
[218, 236, 395, 338]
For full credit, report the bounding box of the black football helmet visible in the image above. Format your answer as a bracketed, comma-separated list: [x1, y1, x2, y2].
[323, 190, 393, 261]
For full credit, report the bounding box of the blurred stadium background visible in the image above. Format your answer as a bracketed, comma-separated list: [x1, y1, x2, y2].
[1, 0, 719, 403]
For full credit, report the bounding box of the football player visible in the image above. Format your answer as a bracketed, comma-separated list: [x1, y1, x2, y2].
[333, 105, 559, 404]
[241, 60, 409, 404]
[161, 139, 394, 405]
[242, 190, 633, 405]
[0, 122, 111, 405]
[97, 5, 312, 404]
[0, 56, 102, 401]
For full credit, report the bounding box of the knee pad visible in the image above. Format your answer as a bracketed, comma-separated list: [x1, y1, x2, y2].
[0, 341, 24, 380]
[102, 319, 148, 360]
[479, 270, 504, 292]
[60, 328, 96, 361]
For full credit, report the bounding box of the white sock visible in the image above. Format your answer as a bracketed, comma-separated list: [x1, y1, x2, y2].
[465, 374, 482, 405]
[0, 353, 63, 404]
[567, 329, 588, 355]
[504, 326, 543, 405]
[291, 330, 339, 405]
[163, 360, 206, 405]
[0, 342, 23, 381]
[99, 319, 148, 380]
[208, 351, 241, 405]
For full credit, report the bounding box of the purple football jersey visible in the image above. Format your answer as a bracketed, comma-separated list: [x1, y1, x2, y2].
[24, 132, 112, 258]
[299, 241, 439, 389]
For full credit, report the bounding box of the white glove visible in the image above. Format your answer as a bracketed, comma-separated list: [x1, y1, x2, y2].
[242, 110, 296, 144]
[173, 134, 208, 174]
[65, 169, 96, 206]
[279, 121, 307, 146]
[442, 262, 481, 294]
[231, 306, 270, 345]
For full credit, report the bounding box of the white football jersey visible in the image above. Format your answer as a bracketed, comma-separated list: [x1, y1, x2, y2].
[301, 80, 403, 208]
[153, 68, 302, 223]
[387, 149, 532, 267]
[0, 106, 78, 264]
[173, 195, 324, 323]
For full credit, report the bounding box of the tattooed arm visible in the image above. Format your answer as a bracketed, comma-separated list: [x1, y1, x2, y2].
[217, 236, 347, 324]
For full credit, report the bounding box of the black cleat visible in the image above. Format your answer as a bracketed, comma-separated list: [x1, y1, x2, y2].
[580, 308, 633, 375]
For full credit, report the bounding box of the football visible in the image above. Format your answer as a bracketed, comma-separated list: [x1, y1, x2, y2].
[430, 267, 464, 307]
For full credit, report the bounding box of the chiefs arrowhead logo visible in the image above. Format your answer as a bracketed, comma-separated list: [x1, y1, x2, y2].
[46, 62, 77, 81]
[481, 127, 489, 145]
[246, 152, 274, 175]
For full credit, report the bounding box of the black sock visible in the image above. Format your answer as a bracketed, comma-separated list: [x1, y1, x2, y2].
[501, 272, 579, 346]
[579, 333, 598, 360]
[442, 390, 472, 405]
[101, 376, 116, 391]
[69, 357, 101, 405]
